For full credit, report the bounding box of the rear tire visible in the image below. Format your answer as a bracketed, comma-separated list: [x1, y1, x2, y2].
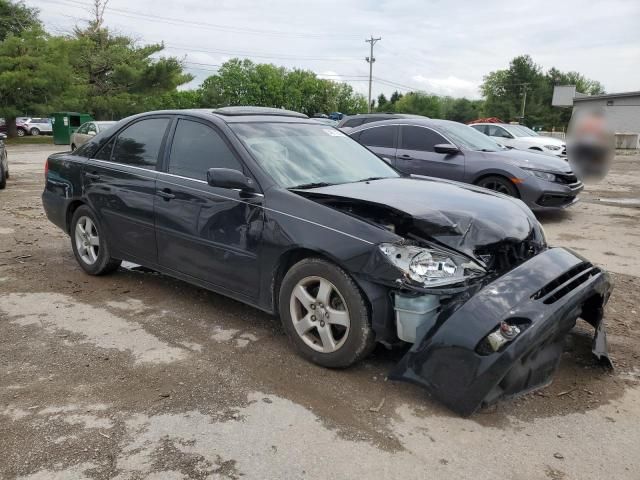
[70, 205, 121, 275]
[279, 257, 375, 368]
[476, 175, 519, 197]
[71, 144, 76, 151]
[0, 163, 6, 189]
[30, 128, 40, 136]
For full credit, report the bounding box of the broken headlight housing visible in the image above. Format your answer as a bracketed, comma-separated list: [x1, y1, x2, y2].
[379, 243, 486, 287]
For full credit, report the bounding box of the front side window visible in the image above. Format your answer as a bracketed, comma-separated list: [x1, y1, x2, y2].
[357, 125, 396, 148]
[400, 126, 447, 152]
[231, 122, 399, 188]
[76, 124, 88, 135]
[87, 123, 97, 134]
[112, 118, 170, 168]
[168, 119, 242, 181]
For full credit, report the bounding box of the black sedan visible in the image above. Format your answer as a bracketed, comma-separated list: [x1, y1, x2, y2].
[42, 107, 612, 416]
[348, 118, 583, 211]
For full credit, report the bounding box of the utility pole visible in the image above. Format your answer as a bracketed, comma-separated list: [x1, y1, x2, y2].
[365, 36, 381, 113]
[520, 83, 529, 122]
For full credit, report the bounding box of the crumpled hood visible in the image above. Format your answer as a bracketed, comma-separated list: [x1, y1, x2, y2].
[483, 149, 571, 172]
[301, 177, 542, 259]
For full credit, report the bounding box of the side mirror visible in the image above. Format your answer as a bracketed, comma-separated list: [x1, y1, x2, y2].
[434, 143, 460, 155]
[207, 168, 255, 192]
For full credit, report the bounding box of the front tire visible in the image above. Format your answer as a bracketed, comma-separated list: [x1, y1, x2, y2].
[476, 175, 519, 197]
[279, 257, 375, 368]
[70, 205, 121, 275]
[16, 128, 25, 137]
[0, 163, 6, 189]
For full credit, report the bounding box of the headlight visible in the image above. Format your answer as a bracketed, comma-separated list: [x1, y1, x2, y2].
[379, 243, 485, 287]
[527, 169, 556, 182]
[544, 145, 562, 151]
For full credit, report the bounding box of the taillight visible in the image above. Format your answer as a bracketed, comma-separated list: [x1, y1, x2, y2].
[44, 159, 49, 179]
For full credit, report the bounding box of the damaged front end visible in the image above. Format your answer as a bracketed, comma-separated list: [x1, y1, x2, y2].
[296, 180, 613, 415]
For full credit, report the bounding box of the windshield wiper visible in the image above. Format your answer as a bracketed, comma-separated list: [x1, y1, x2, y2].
[288, 182, 333, 190]
[356, 176, 386, 182]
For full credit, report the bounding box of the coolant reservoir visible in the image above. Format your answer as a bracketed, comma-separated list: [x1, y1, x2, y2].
[393, 294, 440, 343]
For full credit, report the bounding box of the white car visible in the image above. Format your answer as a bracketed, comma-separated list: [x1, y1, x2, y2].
[18, 118, 53, 136]
[70, 121, 117, 150]
[470, 123, 566, 158]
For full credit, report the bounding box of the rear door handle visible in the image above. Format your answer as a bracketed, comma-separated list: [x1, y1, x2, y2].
[400, 154, 412, 159]
[157, 189, 175, 200]
[84, 172, 100, 180]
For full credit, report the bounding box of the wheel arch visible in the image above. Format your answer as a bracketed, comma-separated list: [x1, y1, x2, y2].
[65, 200, 86, 234]
[472, 171, 522, 198]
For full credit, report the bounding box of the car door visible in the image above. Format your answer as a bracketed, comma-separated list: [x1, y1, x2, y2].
[154, 117, 264, 299]
[396, 125, 465, 180]
[351, 124, 398, 166]
[83, 116, 172, 265]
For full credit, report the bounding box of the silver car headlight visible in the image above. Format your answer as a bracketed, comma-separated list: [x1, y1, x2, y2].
[379, 243, 485, 287]
[544, 144, 562, 151]
[526, 169, 557, 182]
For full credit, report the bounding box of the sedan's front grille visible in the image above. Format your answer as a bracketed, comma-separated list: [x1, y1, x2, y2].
[555, 172, 578, 185]
[531, 262, 600, 304]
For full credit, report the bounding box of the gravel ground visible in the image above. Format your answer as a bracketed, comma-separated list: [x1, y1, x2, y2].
[1, 145, 639, 480]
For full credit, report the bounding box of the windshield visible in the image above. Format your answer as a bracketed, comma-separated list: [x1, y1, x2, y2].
[230, 122, 400, 188]
[504, 125, 538, 137]
[439, 122, 505, 152]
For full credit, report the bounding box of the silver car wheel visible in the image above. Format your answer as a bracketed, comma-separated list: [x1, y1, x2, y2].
[74, 216, 100, 265]
[289, 276, 350, 353]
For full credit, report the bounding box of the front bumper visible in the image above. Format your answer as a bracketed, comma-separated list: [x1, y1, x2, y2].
[525, 178, 584, 211]
[389, 247, 612, 416]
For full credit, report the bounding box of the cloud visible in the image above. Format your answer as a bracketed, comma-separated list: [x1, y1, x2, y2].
[411, 75, 479, 99]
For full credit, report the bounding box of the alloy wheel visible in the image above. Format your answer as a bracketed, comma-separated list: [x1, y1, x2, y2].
[480, 179, 512, 195]
[74, 216, 100, 265]
[289, 276, 350, 353]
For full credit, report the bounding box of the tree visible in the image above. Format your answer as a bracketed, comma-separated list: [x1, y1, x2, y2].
[393, 92, 442, 117]
[200, 58, 366, 115]
[68, 0, 193, 119]
[0, 0, 40, 41]
[0, 29, 78, 136]
[377, 93, 388, 111]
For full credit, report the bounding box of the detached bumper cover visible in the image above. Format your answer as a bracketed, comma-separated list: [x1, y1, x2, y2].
[389, 247, 612, 416]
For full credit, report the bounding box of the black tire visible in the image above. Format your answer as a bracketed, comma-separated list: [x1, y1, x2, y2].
[0, 163, 6, 189]
[71, 144, 76, 151]
[16, 128, 26, 137]
[70, 205, 121, 275]
[476, 175, 519, 197]
[30, 127, 40, 136]
[278, 257, 376, 368]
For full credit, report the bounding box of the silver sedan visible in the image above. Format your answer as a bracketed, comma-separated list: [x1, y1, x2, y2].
[71, 121, 117, 150]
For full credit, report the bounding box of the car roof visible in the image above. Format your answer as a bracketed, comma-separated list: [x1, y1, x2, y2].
[347, 117, 460, 132]
[125, 107, 316, 125]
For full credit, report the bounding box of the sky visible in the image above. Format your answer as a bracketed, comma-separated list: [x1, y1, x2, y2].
[28, 0, 640, 100]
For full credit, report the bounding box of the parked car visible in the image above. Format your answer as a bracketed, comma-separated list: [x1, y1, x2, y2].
[310, 117, 339, 126]
[349, 118, 582, 211]
[18, 118, 53, 136]
[42, 107, 612, 416]
[0, 133, 8, 189]
[469, 122, 566, 157]
[337, 113, 427, 131]
[71, 121, 117, 150]
[0, 117, 28, 136]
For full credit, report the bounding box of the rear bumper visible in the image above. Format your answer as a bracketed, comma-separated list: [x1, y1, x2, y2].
[389, 247, 612, 416]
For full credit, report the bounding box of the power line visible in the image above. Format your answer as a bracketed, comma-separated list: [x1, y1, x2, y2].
[34, 0, 363, 39]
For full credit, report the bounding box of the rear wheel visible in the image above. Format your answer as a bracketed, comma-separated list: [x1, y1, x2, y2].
[71, 144, 76, 151]
[279, 257, 375, 368]
[70, 205, 121, 275]
[476, 175, 518, 197]
[30, 127, 40, 136]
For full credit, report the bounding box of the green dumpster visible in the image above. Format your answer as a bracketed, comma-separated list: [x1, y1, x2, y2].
[52, 112, 94, 145]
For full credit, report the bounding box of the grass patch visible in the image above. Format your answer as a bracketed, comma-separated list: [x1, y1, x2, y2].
[4, 136, 55, 145]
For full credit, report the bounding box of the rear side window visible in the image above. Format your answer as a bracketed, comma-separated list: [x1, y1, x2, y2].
[93, 138, 115, 160]
[168, 119, 242, 181]
[471, 124, 487, 134]
[487, 125, 511, 138]
[358, 125, 396, 148]
[112, 118, 170, 169]
[401, 126, 447, 152]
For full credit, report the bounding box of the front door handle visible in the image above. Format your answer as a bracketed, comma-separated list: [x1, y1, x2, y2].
[157, 189, 175, 200]
[84, 172, 100, 180]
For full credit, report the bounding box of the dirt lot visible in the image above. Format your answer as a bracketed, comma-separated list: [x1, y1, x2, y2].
[1, 145, 639, 480]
